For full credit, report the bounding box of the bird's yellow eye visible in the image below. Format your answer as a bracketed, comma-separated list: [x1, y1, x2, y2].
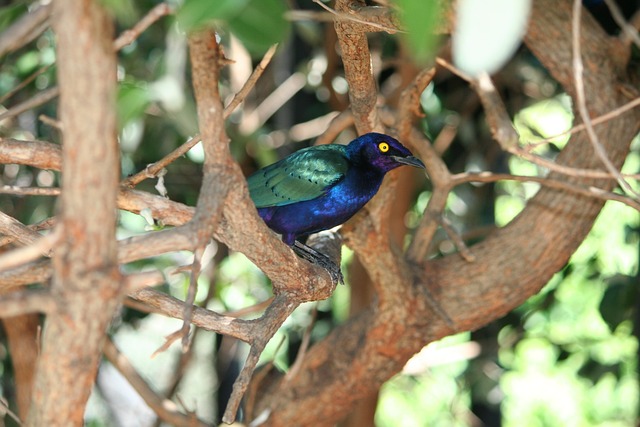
[378, 142, 389, 153]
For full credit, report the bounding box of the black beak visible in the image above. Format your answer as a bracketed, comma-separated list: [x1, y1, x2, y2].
[392, 155, 425, 169]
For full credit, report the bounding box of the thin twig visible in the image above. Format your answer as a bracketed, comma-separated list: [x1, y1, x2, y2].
[121, 135, 200, 188]
[123, 42, 278, 188]
[0, 186, 61, 196]
[151, 329, 183, 359]
[432, 117, 459, 156]
[451, 171, 640, 211]
[0, 87, 59, 123]
[403, 126, 454, 263]
[181, 246, 204, 351]
[284, 305, 317, 384]
[239, 72, 307, 134]
[224, 297, 274, 318]
[0, 396, 23, 426]
[224, 44, 278, 119]
[437, 216, 475, 262]
[0, 216, 56, 249]
[0, 229, 59, 271]
[244, 336, 285, 425]
[287, 111, 341, 142]
[439, 50, 640, 184]
[123, 270, 166, 292]
[222, 293, 299, 424]
[0, 210, 49, 248]
[0, 64, 53, 104]
[130, 288, 253, 343]
[521, 95, 640, 152]
[312, 0, 402, 33]
[474, 72, 520, 149]
[572, 0, 639, 199]
[603, 0, 640, 49]
[0, 3, 50, 58]
[103, 338, 210, 427]
[0, 211, 57, 273]
[313, 110, 354, 146]
[113, 3, 173, 51]
[156, 273, 219, 422]
[397, 67, 436, 141]
[510, 146, 621, 179]
[435, 56, 473, 82]
[38, 114, 62, 130]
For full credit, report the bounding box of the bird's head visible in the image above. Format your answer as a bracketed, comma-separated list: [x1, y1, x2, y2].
[347, 133, 426, 173]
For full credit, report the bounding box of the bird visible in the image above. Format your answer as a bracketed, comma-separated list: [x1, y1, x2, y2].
[247, 132, 425, 281]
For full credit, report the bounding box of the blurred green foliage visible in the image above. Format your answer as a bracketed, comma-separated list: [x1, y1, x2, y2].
[395, 0, 441, 64]
[177, 0, 290, 55]
[0, 1, 638, 426]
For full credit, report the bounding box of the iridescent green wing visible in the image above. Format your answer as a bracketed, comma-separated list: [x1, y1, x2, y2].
[248, 144, 349, 207]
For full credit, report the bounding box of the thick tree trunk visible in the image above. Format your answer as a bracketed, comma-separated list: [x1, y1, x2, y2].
[26, 0, 121, 425]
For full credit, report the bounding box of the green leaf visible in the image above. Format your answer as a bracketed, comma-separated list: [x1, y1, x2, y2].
[99, 0, 138, 25]
[117, 81, 150, 126]
[599, 276, 638, 332]
[227, 0, 289, 55]
[177, 0, 250, 32]
[176, 0, 288, 56]
[395, 0, 441, 64]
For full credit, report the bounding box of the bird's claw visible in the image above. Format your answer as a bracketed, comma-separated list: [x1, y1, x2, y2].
[293, 241, 344, 285]
[315, 254, 344, 285]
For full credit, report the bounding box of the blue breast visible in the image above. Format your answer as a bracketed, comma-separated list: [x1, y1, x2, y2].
[257, 166, 384, 245]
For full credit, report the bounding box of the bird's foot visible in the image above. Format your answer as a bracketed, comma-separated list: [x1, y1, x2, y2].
[293, 241, 344, 285]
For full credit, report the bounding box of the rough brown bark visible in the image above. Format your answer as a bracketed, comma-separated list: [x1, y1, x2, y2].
[26, 0, 121, 425]
[245, 1, 640, 425]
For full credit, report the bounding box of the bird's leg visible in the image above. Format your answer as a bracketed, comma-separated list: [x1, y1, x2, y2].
[293, 240, 344, 285]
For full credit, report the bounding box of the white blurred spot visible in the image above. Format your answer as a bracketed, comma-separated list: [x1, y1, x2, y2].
[453, 0, 532, 76]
